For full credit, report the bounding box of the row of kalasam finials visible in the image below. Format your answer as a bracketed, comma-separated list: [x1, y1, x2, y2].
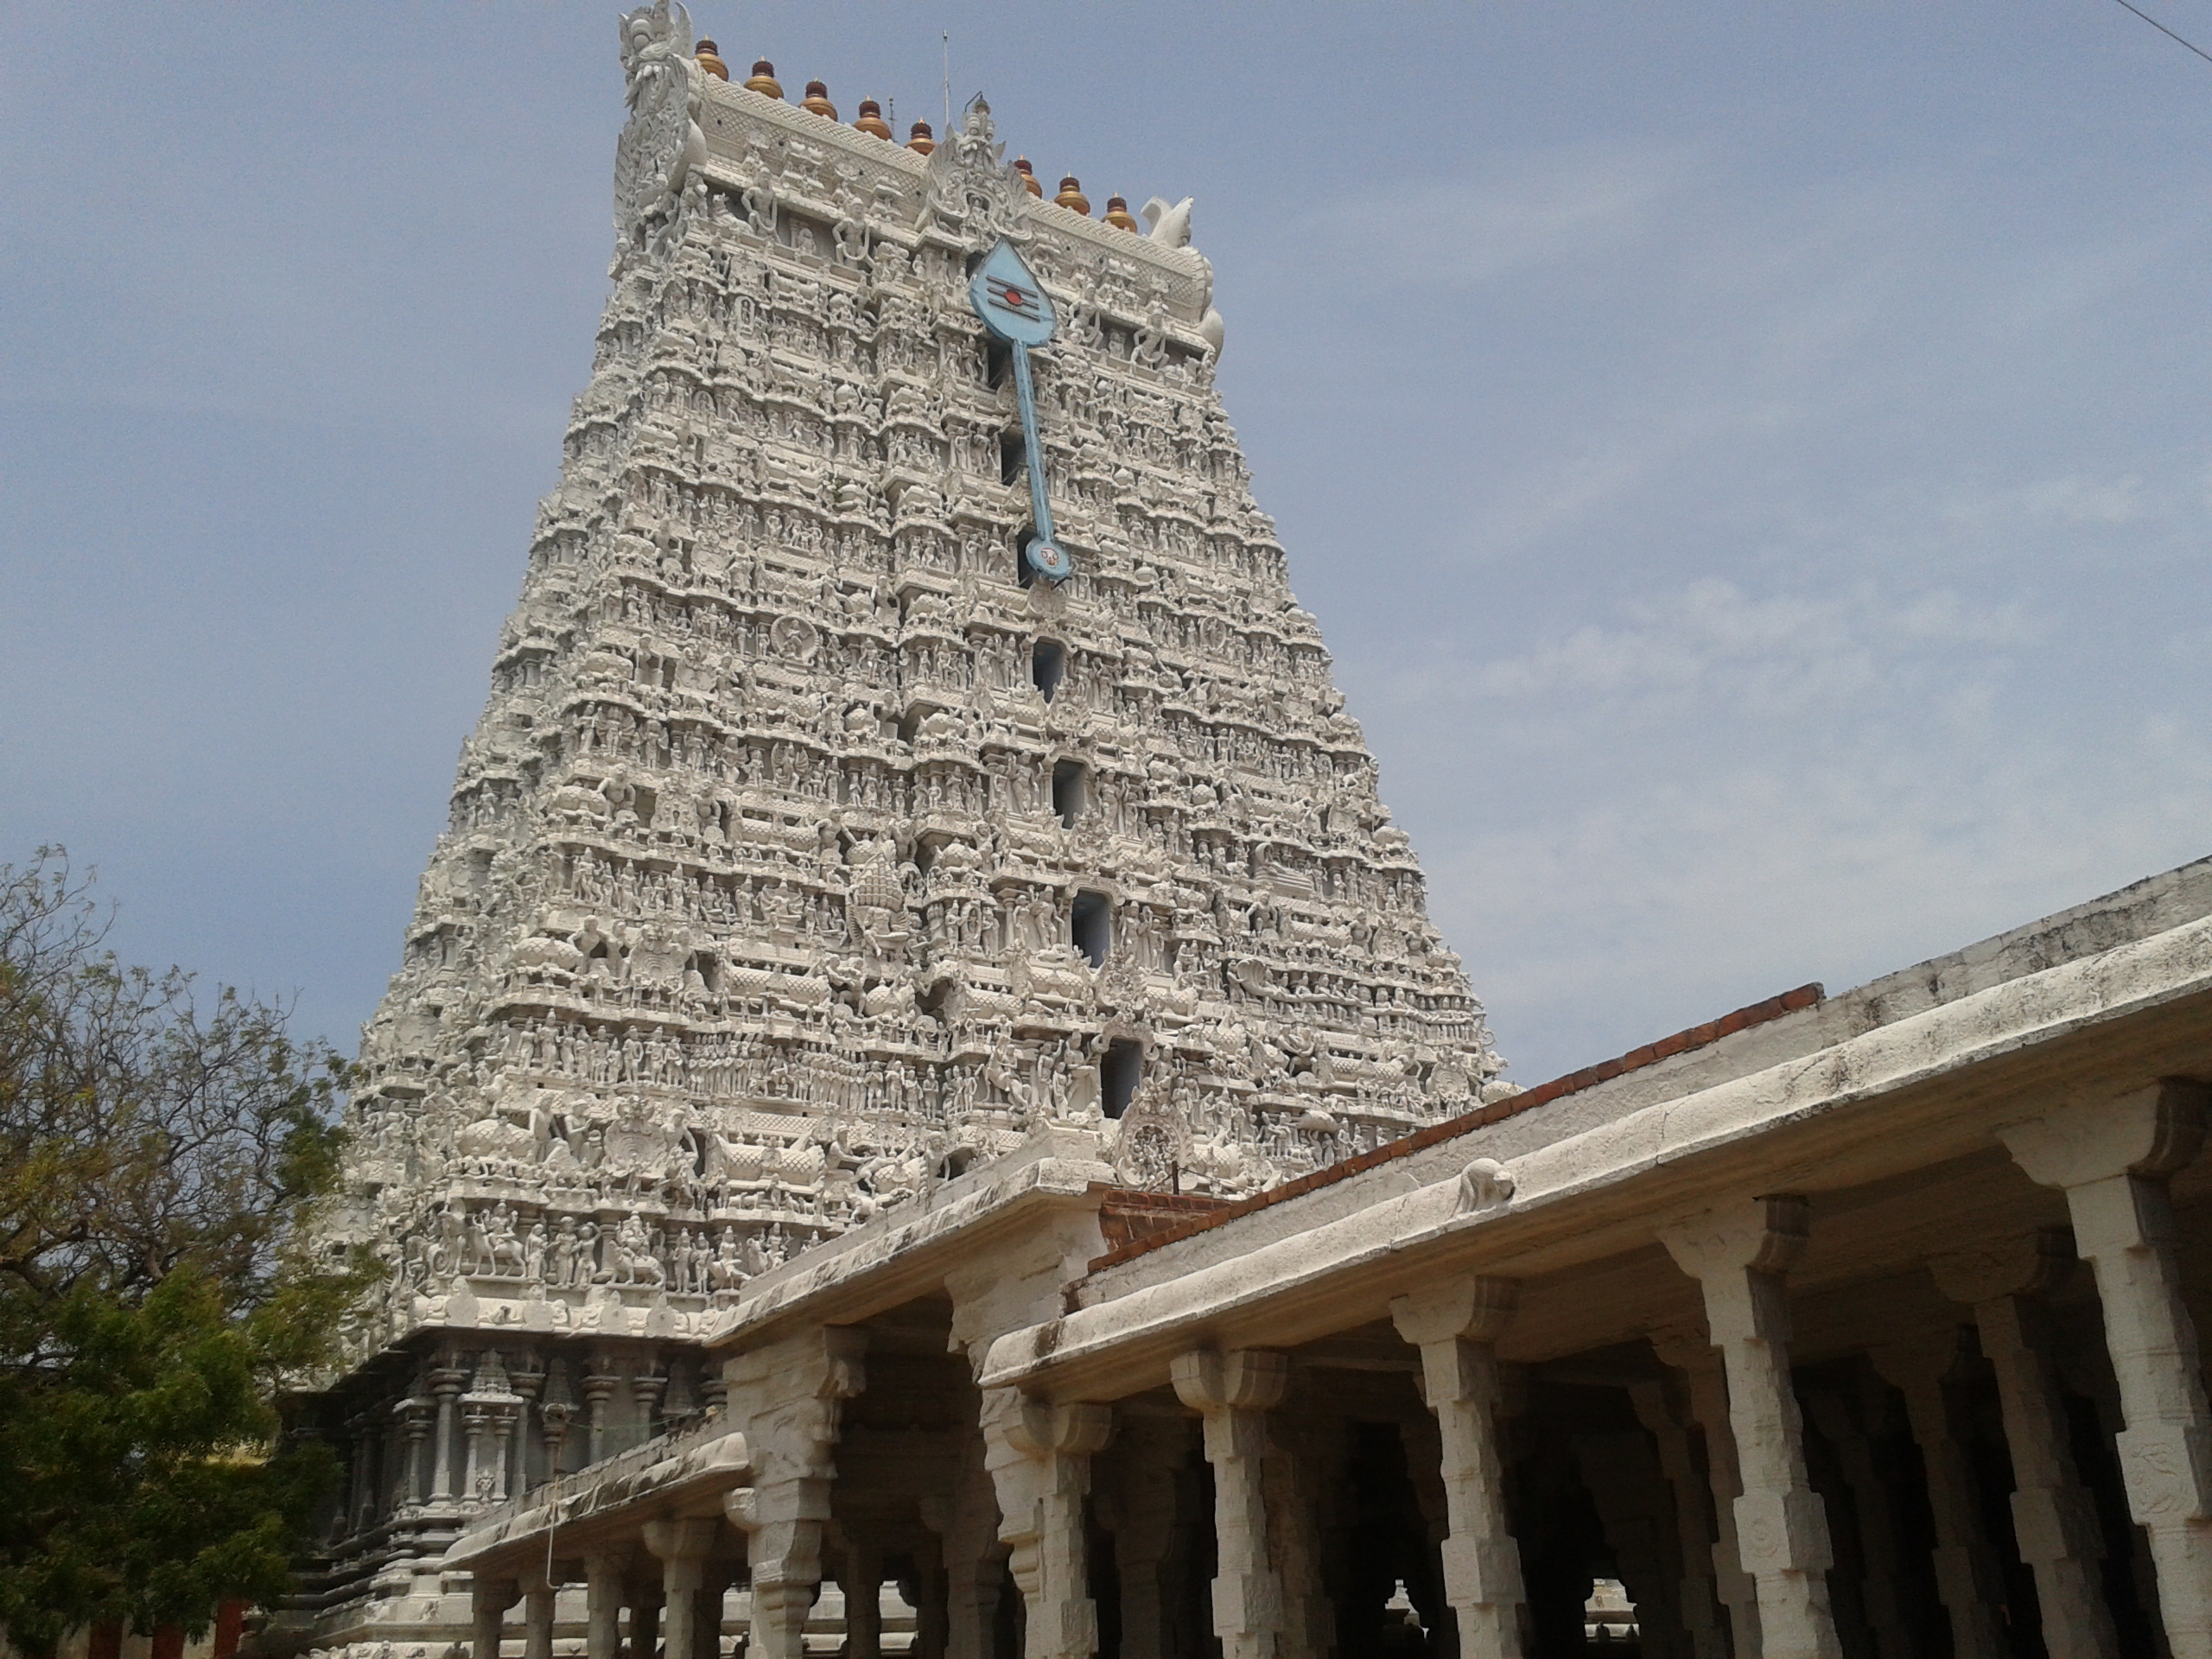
[693, 42, 1150, 232]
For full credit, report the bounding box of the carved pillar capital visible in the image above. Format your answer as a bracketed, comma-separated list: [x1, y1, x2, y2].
[642, 1516, 721, 1564]
[1999, 1080, 2208, 1192]
[1929, 1225, 2075, 1306]
[1169, 1348, 1287, 1416]
[1659, 1193, 1810, 1281]
[1001, 1395, 1114, 1460]
[1389, 1273, 1517, 1348]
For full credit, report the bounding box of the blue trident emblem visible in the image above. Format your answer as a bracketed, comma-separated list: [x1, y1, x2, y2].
[968, 240, 1072, 583]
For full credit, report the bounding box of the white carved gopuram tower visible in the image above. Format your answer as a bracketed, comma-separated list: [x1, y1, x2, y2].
[303, 4, 1502, 1638]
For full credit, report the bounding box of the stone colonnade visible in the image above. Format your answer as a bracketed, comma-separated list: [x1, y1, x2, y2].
[978, 1084, 2212, 1659]
[459, 1084, 2212, 1659]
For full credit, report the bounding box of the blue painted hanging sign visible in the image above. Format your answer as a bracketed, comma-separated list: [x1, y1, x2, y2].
[968, 239, 1072, 582]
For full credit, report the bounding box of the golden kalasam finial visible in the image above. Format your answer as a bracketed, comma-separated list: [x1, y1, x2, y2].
[906, 121, 937, 156]
[694, 40, 729, 80]
[1014, 157, 1044, 198]
[744, 60, 783, 98]
[1103, 194, 1138, 232]
[802, 80, 837, 119]
[1054, 175, 1090, 215]
[855, 98, 893, 140]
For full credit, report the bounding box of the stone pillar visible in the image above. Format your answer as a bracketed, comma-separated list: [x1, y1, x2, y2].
[1392, 1403, 1456, 1659]
[1390, 1276, 1526, 1659]
[523, 1582, 558, 1659]
[912, 1529, 950, 1659]
[721, 1327, 868, 1659]
[585, 1363, 622, 1465]
[380, 1407, 411, 1522]
[510, 1361, 545, 1496]
[1659, 1195, 1842, 1659]
[941, 1170, 1115, 1659]
[473, 1577, 521, 1659]
[626, 1586, 662, 1659]
[584, 1552, 629, 1659]
[393, 1395, 433, 1511]
[1932, 1226, 2123, 1658]
[701, 1367, 730, 1423]
[982, 1390, 1114, 1659]
[1170, 1348, 1289, 1659]
[346, 1413, 375, 1534]
[2003, 1082, 2212, 1659]
[1867, 1332, 2007, 1659]
[1573, 1430, 1688, 1659]
[1803, 1383, 1910, 1659]
[632, 1364, 670, 1444]
[698, 1564, 736, 1659]
[1109, 1418, 1185, 1659]
[1265, 1417, 1336, 1659]
[842, 1540, 884, 1659]
[431, 1361, 469, 1503]
[645, 1517, 721, 1659]
[1649, 1326, 1761, 1658]
[1627, 1376, 1730, 1659]
[542, 1398, 576, 1483]
[934, 1440, 1010, 1659]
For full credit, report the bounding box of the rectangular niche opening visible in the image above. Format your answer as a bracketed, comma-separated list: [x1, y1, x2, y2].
[1102, 1039, 1143, 1119]
[1000, 429, 1027, 485]
[1071, 889, 1112, 968]
[1052, 760, 1088, 829]
[1032, 639, 1066, 702]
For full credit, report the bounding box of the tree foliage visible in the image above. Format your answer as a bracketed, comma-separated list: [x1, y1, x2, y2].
[0, 849, 360, 1656]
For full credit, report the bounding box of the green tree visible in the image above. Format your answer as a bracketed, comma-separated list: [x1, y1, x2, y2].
[0, 849, 361, 1657]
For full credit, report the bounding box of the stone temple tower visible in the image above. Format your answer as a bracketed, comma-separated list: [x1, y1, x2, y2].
[306, 2, 1502, 1630]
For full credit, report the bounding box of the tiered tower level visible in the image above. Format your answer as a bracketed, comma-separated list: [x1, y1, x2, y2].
[318, 3, 1501, 1594]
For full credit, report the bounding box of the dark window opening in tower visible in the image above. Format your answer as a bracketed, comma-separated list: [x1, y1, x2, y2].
[1014, 533, 1036, 588]
[1102, 1040, 1143, 1119]
[985, 335, 1012, 389]
[1032, 640, 1066, 702]
[1000, 429, 1026, 486]
[1052, 760, 1088, 829]
[1072, 890, 1111, 968]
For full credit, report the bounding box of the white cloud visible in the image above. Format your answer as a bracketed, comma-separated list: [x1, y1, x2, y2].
[1315, 143, 1697, 289]
[1936, 471, 2158, 530]
[1395, 576, 2041, 734]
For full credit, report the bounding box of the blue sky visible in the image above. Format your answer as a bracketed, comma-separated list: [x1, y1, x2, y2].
[4, 3, 2209, 1085]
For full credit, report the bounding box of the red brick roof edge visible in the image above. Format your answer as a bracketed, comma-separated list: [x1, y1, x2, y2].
[1084, 981, 1825, 1274]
